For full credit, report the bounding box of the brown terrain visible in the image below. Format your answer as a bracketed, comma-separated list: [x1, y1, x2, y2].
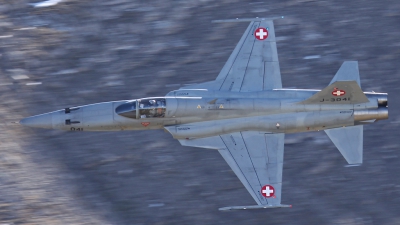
[0, 0, 399, 224]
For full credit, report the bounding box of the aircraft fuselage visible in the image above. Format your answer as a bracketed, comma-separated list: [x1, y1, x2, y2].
[20, 89, 387, 138]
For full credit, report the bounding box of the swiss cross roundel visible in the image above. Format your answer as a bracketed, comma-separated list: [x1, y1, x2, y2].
[255, 27, 268, 40]
[332, 88, 346, 96]
[261, 185, 275, 198]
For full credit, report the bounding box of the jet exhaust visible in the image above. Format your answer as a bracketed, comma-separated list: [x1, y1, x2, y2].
[354, 107, 388, 121]
[377, 96, 388, 107]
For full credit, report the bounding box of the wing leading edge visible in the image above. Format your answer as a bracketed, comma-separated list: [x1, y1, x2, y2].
[182, 18, 282, 92]
[178, 131, 289, 210]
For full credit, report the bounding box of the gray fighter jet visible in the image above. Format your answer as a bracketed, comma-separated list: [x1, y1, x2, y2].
[20, 18, 388, 210]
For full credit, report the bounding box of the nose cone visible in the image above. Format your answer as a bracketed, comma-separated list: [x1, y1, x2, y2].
[20, 112, 53, 129]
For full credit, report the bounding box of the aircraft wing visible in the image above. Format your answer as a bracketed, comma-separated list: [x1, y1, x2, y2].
[181, 18, 282, 92]
[178, 131, 290, 210]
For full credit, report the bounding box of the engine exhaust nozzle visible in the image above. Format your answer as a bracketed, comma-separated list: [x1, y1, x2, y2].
[354, 107, 388, 122]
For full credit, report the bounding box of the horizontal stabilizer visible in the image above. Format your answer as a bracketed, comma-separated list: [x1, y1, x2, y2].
[330, 61, 361, 87]
[300, 81, 369, 104]
[219, 204, 292, 211]
[325, 126, 363, 164]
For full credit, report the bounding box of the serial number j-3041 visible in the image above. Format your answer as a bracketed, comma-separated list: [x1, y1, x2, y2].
[320, 97, 350, 102]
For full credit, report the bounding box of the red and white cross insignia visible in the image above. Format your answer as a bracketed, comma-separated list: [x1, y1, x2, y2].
[331, 88, 346, 96]
[255, 27, 268, 40]
[261, 184, 275, 198]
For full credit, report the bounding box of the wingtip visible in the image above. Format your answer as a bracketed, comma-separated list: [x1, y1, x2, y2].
[219, 204, 292, 211]
[212, 16, 284, 23]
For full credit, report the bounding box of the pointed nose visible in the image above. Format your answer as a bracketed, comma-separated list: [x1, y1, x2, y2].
[20, 112, 53, 129]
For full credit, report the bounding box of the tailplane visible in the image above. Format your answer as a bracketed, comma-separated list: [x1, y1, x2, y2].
[325, 126, 363, 164]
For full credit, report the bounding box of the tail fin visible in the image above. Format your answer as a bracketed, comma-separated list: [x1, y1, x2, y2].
[300, 80, 369, 104]
[301, 61, 369, 104]
[330, 61, 361, 87]
[325, 126, 363, 164]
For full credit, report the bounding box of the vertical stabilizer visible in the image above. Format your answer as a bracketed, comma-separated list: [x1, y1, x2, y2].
[330, 61, 361, 87]
[300, 80, 369, 104]
[325, 126, 363, 164]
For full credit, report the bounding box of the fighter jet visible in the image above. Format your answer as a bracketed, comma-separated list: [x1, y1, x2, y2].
[20, 17, 388, 210]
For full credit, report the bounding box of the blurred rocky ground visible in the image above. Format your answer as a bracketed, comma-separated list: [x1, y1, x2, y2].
[0, 0, 399, 224]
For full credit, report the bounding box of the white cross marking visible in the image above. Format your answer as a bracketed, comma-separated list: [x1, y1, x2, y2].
[334, 90, 345, 96]
[262, 186, 274, 196]
[256, 29, 267, 39]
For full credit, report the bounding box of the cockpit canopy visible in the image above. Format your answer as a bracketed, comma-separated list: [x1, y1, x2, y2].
[115, 98, 166, 119]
